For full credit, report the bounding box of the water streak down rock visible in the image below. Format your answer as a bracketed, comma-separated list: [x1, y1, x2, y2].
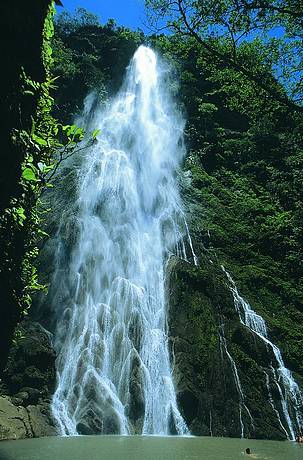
[222, 266, 303, 439]
[50, 46, 190, 435]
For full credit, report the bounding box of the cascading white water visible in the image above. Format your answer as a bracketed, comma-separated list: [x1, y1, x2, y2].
[222, 266, 303, 439]
[50, 46, 191, 436]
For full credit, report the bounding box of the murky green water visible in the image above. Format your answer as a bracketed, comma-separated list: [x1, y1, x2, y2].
[0, 436, 302, 460]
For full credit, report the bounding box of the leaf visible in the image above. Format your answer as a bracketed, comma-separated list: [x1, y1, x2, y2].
[32, 134, 48, 146]
[23, 90, 35, 96]
[62, 124, 73, 136]
[38, 229, 49, 237]
[22, 168, 38, 182]
[15, 207, 26, 226]
[73, 127, 84, 141]
[16, 207, 26, 221]
[75, 127, 84, 136]
[92, 128, 101, 140]
[30, 117, 36, 136]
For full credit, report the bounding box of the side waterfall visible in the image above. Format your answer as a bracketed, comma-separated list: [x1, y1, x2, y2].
[219, 324, 254, 437]
[49, 46, 190, 436]
[222, 267, 303, 439]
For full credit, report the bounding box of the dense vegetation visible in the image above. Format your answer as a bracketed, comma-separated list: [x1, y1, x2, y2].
[0, 0, 57, 371]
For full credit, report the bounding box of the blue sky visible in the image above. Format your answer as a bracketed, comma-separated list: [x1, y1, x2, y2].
[56, 0, 147, 31]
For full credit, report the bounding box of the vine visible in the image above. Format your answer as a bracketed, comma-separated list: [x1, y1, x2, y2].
[5, 1, 98, 325]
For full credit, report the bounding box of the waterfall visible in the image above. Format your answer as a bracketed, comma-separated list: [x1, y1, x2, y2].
[222, 266, 303, 439]
[49, 46, 190, 436]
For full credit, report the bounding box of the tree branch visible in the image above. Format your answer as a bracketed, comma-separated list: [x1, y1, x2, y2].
[176, 0, 303, 113]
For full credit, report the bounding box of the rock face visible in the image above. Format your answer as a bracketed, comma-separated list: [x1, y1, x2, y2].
[162, 142, 303, 440]
[0, 396, 56, 441]
[167, 256, 294, 439]
[0, 320, 56, 440]
[4, 321, 56, 395]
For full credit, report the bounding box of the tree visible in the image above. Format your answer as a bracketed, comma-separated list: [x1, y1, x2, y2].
[145, 0, 303, 113]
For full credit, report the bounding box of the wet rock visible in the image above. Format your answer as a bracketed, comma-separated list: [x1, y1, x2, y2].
[76, 422, 95, 435]
[127, 354, 145, 431]
[177, 390, 199, 424]
[103, 413, 120, 434]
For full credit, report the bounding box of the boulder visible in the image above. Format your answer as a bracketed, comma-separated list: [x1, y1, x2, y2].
[0, 396, 56, 440]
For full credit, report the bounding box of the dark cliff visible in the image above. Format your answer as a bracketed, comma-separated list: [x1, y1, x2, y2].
[0, 0, 52, 371]
[0, 0, 58, 440]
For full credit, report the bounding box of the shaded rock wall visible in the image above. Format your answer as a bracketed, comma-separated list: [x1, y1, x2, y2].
[0, 321, 56, 440]
[167, 257, 291, 439]
[0, 0, 52, 373]
[166, 153, 303, 439]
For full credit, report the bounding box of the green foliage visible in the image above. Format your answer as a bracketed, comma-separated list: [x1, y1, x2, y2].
[146, 0, 303, 113]
[1, 3, 94, 323]
[15, 85, 91, 315]
[92, 128, 101, 140]
[51, 8, 145, 122]
[166, 33, 303, 374]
